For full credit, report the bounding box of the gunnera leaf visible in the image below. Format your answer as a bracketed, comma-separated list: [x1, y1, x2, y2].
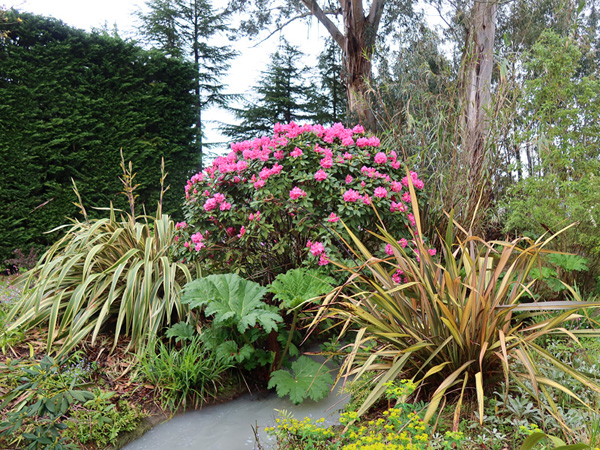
[182, 273, 282, 333]
[268, 355, 333, 404]
[165, 322, 195, 343]
[269, 268, 335, 310]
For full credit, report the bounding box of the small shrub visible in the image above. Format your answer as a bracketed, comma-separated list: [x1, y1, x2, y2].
[65, 391, 144, 448]
[0, 356, 94, 450]
[182, 273, 282, 371]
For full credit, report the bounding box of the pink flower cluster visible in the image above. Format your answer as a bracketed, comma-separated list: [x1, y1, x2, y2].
[178, 121, 428, 270]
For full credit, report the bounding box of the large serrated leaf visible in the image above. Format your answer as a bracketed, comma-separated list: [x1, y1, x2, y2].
[184, 273, 282, 333]
[269, 268, 335, 310]
[268, 356, 333, 404]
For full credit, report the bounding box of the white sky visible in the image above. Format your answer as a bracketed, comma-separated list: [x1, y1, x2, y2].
[1, 0, 330, 151]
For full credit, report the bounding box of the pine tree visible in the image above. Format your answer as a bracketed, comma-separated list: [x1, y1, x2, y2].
[308, 38, 347, 126]
[221, 40, 313, 141]
[138, 0, 236, 168]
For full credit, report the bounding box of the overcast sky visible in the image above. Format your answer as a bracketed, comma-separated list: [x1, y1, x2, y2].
[1, 0, 331, 151]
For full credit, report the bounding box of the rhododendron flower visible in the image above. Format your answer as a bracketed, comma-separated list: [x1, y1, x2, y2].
[249, 211, 261, 221]
[327, 212, 339, 223]
[343, 189, 360, 202]
[290, 147, 303, 158]
[191, 232, 204, 244]
[314, 169, 328, 181]
[238, 226, 246, 238]
[402, 192, 411, 203]
[174, 236, 179, 242]
[220, 202, 232, 211]
[352, 124, 365, 134]
[310, 241, 325, 256]
[289, 186, 307, 200]
[345, 175, 353, 184]
[203, 198, 218, 212]
[341, 136, 354, 146]
[344, 152, 353, 160]
[374, 152, 387, 164]
[184, 241, 190, 248]
[274, 150, 284, 160]
[385, 244, 394, 256]
[390, 201, 407, 213]
[374, 187, 388, 198]
[391, 161, 401, 170]
[195, 242, 205, 251]
[392, 269, 404, 284]
[399, 238, 408, 248]
[306, 240, 312, 248]
[318, 253, 329, 266]
[254, 179, 266, 189]
[391, 181, 403, 193]
[362, 195, 371, 205]
[428, 248, 437, 256]
[320, 158, 333, 169]
[361, 181, 366, 187]
[226, 227, 235, 236]
[408, 213, 416, 227]
[175, 221, 187, 229]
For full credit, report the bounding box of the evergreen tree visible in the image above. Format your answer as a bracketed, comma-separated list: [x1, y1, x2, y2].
[309, 38, 347, 125]
[0, 11, 197, 262]
[221, 40, 313, 141]
[138, 0, 236, 168]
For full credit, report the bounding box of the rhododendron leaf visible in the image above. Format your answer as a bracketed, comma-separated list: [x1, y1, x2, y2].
[269, 268, 335, 310]
[182, 273, 282, 333]
[268, 356, 333, 404]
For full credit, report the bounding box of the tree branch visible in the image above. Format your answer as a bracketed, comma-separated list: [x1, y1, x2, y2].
[367, 0, 385, 29]
[300, 0, 345, 48]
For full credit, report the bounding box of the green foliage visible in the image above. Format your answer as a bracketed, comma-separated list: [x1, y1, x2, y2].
[176, 122, 426, 282]
[505, 30, 600, 291]
[6, 181, 193, 357]
[270, 268, 335, 310]
[268, 356, 333, 404]
[183, 273, 281, 334]
[65, 391, 144, 448]
[138, 335, 230, 411]
[0, 356, 94, 450]
[183, 273, 282, 370]
[0, 10, 197, 263]
[166, 321, 196, 343]
[318, 180, 600, 426]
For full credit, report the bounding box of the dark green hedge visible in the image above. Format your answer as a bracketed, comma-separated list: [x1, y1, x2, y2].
[0, 11, 198, 262]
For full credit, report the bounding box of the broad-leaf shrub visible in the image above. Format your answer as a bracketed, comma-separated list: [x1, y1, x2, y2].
[182, 273, 282, 370]
[175, 122, 426, 280]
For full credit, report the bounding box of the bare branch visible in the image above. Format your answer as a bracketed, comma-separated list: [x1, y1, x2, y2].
[250, 10, 316, 47]
[367, 0, 385, 29]
[300, 0, 345, 48]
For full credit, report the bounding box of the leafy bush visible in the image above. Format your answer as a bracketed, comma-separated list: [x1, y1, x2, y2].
[182, 273, 282, 370]
[0, 356, 94, 450]
[6, 166, 193, 357]
[269, 268, 335, 369]
[174, 121, 426, 281]
[138, 335, 230, 411]
[65, 391, 144, 448]
[318, 180, 600, 426]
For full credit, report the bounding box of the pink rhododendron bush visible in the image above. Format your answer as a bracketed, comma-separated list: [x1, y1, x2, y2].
[174, 122, 427, 279]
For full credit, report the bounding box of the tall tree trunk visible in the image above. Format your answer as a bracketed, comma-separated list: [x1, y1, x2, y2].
[459, 0, 497, 227]
[300, 0, 384, 131]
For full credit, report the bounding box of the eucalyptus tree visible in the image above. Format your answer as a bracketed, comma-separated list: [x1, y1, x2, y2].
[229, 0, 414, 130]
[138, 0, 237, 168]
